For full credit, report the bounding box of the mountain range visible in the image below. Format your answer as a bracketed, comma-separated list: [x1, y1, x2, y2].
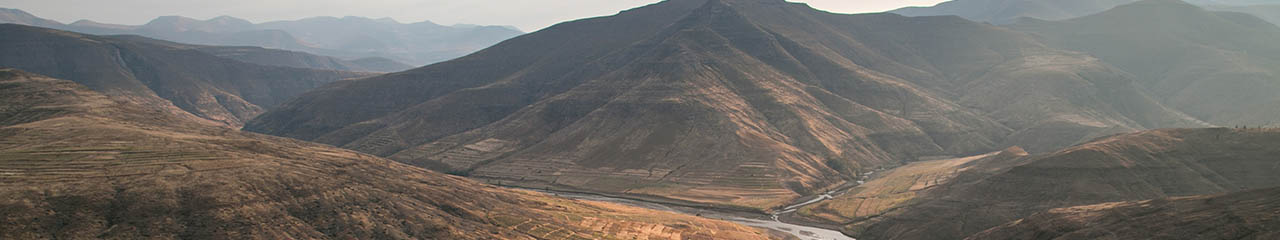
[246, 0, 1205, 210]
[111, 35, 412, 72]
[1010, 0, 1280, 127]
[1202, 4, 1280, 26]
[893, 0, 1280, 26]
[2, 0, 1278, 239]
[0, 8, 524, 67]
[0, 24, 369, 127]
[0, 68, 779, 240]
[892, 0, 1141, 24]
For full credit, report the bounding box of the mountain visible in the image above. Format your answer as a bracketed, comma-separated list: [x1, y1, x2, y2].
[64, 15, 319, 52]
[968, 187, 1280, 240]
[1010, 0, 1280, 126]
[248, 0, 1201, 210]
[110, 35, 412, 72]
[0, 68, 779, 240]
[1184, 0, 1278, 5]
[346, 57, 415, 72]
[888, 0, 1280, 26]
[195, 47, 413, 72]
[0, 8, 63, 28]
[0, 24, 369, 127]
[0, 8, 522, 66]
[1202, 4, 1280, 27]
[891, 0, 1141, 24]
[800, 128, 1280, 239]
[256, 16, 525, 65]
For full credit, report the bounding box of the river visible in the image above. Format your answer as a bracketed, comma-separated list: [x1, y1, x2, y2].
[526, 188, 857, 240]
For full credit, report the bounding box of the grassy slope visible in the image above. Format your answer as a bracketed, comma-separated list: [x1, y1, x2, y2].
[0, 68, 778, 240]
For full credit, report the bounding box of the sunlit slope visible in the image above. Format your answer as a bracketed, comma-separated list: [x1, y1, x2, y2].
[0, 69, 778, 240]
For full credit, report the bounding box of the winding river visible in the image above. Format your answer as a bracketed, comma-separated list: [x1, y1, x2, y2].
[526, 188, 857, 240]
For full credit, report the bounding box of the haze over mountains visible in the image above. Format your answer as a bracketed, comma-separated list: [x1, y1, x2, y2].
[1010, 0, 1280, 127]
[247, 0, 1205, 210]
[0, 8, 523, 67]
[0, 24, 368, 127]
[0, 69, 779, 240]
[892, 0, 1280, 25]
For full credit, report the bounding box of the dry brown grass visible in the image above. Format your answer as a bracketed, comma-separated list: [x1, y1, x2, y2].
[797, 152, 1003, 223]
[0, 69, 779, 240]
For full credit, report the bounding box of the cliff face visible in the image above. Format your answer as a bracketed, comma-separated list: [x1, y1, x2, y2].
[0, 24, 369, 127]
[0, 68, 779, 240]
[248, 0, 1200, 209]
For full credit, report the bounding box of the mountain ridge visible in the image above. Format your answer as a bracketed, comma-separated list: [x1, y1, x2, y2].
[0, 24, 370, 127]
[249, 0, 1203, 210]
[803, 127, 1280, 239]
[0, 68, 781, 240]
[1010, 0, 1280, 127]
[0, 7, 521, 66]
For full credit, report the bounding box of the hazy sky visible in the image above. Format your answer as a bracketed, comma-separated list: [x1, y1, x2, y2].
[0, 0, 947, 32]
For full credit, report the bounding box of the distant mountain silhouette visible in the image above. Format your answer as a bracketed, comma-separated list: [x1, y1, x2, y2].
[0, 8, 522, 66]
[1202, 3, 1280, 26]
[0, 8, 63, 28]
[110, 35, 411, 72]
[891, 0, 1141, 24]
[248, 0, 1203, 210]
[256, 16, 523, 65]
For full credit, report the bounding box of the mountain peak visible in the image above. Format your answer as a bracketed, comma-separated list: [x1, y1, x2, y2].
[1133, 0, 1196, 5]
[0, 8, 32, 15]
[209, 15, 252, 25]
[0, 8, 64, 28]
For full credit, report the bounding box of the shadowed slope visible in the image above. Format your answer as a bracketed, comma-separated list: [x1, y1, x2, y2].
[1011, 0, 1280, 126]
[0, 68, 778, 240]
[110, 35, 412, 72]
[827, 128, 1280, 239]
[248, 0, 1200, 210]
[967, 187, 1280, 240]
[0, 24, 369, 127]
[1203, 4, 1280, 26]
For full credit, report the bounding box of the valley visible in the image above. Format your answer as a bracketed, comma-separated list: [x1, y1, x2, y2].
[528, 188, 854, 240]
[2, 0, 1278, 239]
